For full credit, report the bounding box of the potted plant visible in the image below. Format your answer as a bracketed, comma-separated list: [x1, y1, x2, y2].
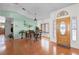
[19, 30, 25, 39]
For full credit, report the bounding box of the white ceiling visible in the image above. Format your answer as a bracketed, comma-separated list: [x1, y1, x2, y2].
[0, 3, 75, 20]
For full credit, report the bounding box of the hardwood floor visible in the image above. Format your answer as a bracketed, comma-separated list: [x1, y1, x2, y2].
[0, 35, 79, 55]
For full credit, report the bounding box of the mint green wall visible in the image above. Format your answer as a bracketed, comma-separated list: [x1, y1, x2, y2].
[0, 10, 36, 39]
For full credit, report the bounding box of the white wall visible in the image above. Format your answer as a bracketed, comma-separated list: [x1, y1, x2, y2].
[49, 11, 57, 42]
[5, 17, 13, 39]
[50, 4, 79, 49]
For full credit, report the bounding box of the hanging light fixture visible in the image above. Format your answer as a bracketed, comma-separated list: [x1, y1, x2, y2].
[34, 10, 38, 28]
[34, 17, 37, 22]
[34, 9, 37, 22]
[22, 8, 26, 11]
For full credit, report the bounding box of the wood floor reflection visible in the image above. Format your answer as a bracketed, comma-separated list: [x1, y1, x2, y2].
[0, 37, 79, 55]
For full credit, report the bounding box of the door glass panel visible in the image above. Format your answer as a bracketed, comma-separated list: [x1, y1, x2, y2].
[60, 21, 66, 35]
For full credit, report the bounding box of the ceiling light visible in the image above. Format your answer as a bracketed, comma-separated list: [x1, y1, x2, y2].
[22, 8, 26, 11]
[34, 17, 37, 21]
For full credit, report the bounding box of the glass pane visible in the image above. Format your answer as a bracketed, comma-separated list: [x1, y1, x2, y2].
[72, 30, 76, 41]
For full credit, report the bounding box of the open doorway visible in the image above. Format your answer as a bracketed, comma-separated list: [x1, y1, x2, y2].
[0, 16, 13, 51]
[0, 16, 6, 46]
[0, 16, 14, 40]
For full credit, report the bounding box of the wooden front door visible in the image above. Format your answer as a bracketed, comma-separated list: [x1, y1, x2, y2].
[56, 17, 70, 48]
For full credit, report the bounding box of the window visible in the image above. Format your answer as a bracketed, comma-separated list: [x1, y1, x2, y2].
[71, 16, 77, 41]
[41, 23, 49, 33]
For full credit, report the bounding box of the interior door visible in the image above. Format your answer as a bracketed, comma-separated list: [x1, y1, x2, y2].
[56, 17, 70, 48]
